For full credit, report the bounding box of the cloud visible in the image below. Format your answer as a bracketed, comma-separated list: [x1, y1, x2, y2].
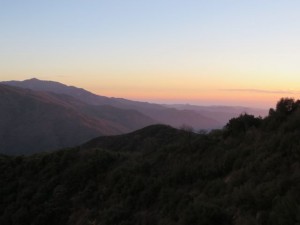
[220, 88, 300, 95]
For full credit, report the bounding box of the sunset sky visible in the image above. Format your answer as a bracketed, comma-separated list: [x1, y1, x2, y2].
[1, 1, 300, 108]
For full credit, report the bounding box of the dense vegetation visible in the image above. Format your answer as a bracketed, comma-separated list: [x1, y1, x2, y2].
[1, 98, 300, 225]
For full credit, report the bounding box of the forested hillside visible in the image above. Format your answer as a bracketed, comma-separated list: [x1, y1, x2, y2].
[0, 98, 299, 225]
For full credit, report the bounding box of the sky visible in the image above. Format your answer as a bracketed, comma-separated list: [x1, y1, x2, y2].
[1, 0, 300, 108]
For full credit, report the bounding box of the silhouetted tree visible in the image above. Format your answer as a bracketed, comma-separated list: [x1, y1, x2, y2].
[225, 113, 262, 135]
[275, 98, 297, 115]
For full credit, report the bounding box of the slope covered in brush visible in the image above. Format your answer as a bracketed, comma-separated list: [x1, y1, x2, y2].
[0, 98, 299, 225]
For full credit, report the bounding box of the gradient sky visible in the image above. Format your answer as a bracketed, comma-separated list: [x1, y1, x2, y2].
[1, 1, 300, 108]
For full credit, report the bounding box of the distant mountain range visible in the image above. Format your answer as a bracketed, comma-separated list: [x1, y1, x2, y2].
[0, 84, 154, 154]
[164, 104, 267, 125]
[0, 78, 268, 154]
[2, 78, 224, 129]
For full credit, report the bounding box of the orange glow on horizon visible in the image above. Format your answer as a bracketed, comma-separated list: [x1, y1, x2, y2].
[88, 85, 299, 108]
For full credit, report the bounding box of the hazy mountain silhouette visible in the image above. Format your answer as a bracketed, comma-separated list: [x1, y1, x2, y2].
[3, 78, 222, 129]
[164, 104, 268, 125]
[2, 78, 114, 105]
[0, 84, 155, 155]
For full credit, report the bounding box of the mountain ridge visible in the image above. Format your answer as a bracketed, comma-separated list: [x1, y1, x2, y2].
[3, 78, 266, 129]
[0, 78, 268, 154]
[0, 84, 155, 154]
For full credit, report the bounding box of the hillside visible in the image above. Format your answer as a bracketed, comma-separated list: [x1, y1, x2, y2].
[2, 78, 222, 129]
[3, 78, 269, 129]
[2, 78, 114, 105]
[0, 98, 299, 225]
[0, 85, 154, 155]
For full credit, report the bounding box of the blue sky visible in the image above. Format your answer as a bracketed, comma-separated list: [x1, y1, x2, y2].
[1, 1, 300, 107]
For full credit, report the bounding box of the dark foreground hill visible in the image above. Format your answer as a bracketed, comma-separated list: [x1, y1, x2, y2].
[0, 84, 154, 155]
[0, 98, 299, 225]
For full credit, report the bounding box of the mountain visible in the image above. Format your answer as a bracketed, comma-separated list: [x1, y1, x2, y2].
[2, 78, 222, 130]
[2, 78, 269, 128]
[2, 78, 114, 105]
[0, 84, 155, 155]
[164, 104, 268, 125]
[0, 98, 299, 225]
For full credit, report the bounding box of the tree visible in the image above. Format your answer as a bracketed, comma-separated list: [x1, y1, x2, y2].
[225, 114, 262, 135]
[275, 98, 297, 115]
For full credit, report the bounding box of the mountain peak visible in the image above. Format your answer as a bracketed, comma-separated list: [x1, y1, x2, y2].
[27, 78, 40, 81]
[20, 78, 43, 83]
